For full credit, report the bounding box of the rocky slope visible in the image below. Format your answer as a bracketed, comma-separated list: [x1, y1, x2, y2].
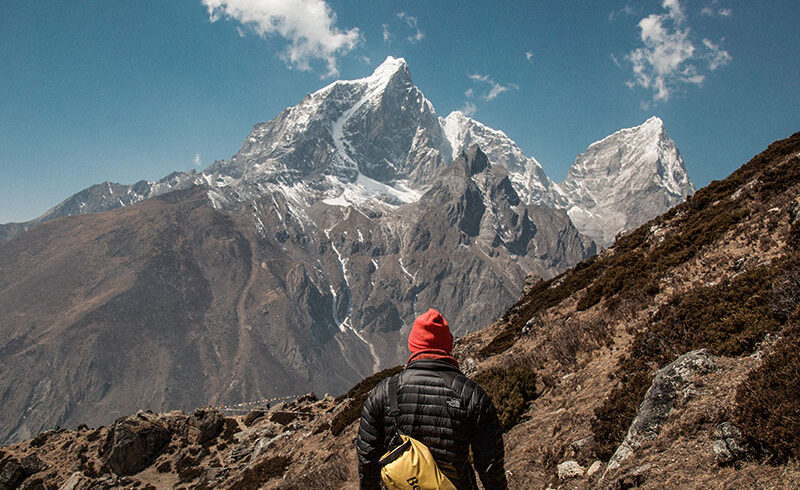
[2, 133, 796, 489]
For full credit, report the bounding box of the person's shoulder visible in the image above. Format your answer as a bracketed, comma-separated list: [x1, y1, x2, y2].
[364, 373, 396, 404]
[459, 374, 494, 406]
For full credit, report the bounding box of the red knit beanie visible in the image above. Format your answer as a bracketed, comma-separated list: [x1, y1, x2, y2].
[408, 308, 454, 354]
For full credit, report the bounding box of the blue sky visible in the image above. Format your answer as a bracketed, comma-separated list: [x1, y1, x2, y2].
[1, 0, 798, 223]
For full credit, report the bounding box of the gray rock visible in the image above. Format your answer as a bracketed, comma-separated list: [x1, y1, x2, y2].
[460, 357, 478, 377]
[0, 458, 26, 490]
[586, 460, 603, 477]
[270, 411, 299, 426]
[250, 432, 294, 463]
[571, 436, 594, 453]
[713, 422, 755, 466]
[557, 460, 584, 479]
[57, 472, 86, 490]
[243, 408, 266, 427]
[294, 393, 318, 404]
[20, 454, 47, 475]
[607, 349, 718, 471]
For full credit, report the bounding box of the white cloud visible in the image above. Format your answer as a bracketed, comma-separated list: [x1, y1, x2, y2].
[459, 73, 517, 116]
[382, 23, 392, 43]
[703, 38, 732, 70]
[396, 12, 424, 43]
[460, 101, 477, 117]
[701, 2, 733, 18]
[194, 153, 202, 166]
[202, 0, 360, 77]
[609, 2, 637, 21]
[525, 51, 534, 61]
[468, 73, 518, 101]
[625, 0, 731, 103]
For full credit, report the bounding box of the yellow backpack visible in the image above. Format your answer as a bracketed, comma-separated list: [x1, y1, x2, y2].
[379, 376, 457, 490]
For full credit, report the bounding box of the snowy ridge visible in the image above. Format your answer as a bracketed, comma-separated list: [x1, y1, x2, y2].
[7, 57, 693, 260]
[443, 111, 555, 206]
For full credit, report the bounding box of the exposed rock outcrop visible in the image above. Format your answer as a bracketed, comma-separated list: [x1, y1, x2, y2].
[102, 412, 170, 475]
[607, 349, 719, 471]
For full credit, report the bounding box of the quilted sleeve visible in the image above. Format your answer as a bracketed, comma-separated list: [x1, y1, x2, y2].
[356, 384, 385, 490]
[469, 383, 508, 489]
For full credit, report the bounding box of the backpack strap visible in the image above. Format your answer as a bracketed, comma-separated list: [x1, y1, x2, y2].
[387, 374, 403, 446]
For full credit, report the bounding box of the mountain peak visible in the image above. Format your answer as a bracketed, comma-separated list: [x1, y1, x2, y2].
[365, 56, 410, 86]
[559, 117, 694, 247]
[644, 115, 664, 127]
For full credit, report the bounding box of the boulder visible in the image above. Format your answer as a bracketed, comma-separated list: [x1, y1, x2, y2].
[0, 454, 48, 490]
[184, 409, 224, 445]
[57, 472, 85, 490]
[19, 454, 47, 475]
[19, 477, 46, 490]
[586, 460, 603, 477]
[102, 413, 171, 475]
[295, 393, 317, 404]
[270, 411, 299, 426]
[0, 459, 26, 490]
[570, 435, 594, 460]
[607, 349, 718, 471]
[243, 408, 266, 427]
[460, 357, 478, 377]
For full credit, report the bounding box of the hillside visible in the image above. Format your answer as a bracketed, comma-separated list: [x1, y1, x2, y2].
[1, 132, 798, 488]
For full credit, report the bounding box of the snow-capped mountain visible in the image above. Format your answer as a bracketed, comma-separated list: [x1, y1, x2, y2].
[0, 57, 693, 444]
[556, 117, 695, 247]
[0, 58, 692, 250]
[205, 57, 450, 197]
[442, 111, 563, 207]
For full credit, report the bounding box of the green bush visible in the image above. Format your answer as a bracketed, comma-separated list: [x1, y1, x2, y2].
[474, 364, 538, 432]
[734, 324, 800, 462]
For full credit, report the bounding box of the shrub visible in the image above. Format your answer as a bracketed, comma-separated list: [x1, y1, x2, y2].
[734, 324, 800, 462]
[473, 364, 538, 432]
[479, 257, 604, 358]
[772, 265, 800, 322]
[591, 259, 792, 460]
[330, 365, 403, 436]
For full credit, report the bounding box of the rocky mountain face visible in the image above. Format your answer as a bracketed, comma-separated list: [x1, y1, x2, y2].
[442, 110, 559, 207]
[0, 57, 689, 445]
[2, 132, 798, 490]
[556, 116, 695, 247]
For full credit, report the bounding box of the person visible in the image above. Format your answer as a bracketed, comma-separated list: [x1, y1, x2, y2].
[356, 308, 508, 489]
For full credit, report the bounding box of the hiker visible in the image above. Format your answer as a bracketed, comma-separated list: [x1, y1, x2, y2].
[356, 308, 508, 489]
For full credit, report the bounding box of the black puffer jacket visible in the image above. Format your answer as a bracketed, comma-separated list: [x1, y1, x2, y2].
[356, 359, 507, 489]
